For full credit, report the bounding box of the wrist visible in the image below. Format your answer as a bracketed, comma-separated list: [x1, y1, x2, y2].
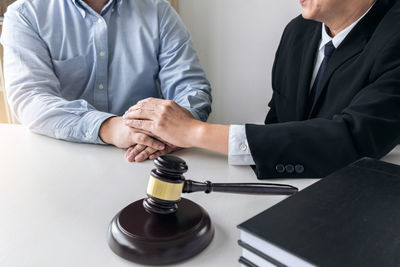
[189, 122, 229, 155]
[187, 120, 207, 148]
[99, 116, 119, 144]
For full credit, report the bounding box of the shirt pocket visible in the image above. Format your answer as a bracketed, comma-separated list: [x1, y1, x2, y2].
[52, 56, 89, 101]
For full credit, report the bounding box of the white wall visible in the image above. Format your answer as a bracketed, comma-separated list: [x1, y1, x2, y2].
[179, 0, 301, 124]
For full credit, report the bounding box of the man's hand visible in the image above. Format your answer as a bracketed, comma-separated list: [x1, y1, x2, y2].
[125, 144, 178, 162]
[122, 98, 203, 148]
[99, 116, 166, 150]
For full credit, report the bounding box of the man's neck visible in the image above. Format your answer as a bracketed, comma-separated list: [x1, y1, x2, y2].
[325, 0, 375, 37]
[83, 0, 110, 14]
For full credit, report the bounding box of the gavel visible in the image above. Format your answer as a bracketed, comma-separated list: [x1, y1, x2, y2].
[108, 155, 298, 265]
[143, 155, 298, 214]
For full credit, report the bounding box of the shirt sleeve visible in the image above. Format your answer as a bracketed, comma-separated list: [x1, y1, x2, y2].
[1, 4, 114, 144]
[228, 125, 256, 165]
[157, 3, 212, 122]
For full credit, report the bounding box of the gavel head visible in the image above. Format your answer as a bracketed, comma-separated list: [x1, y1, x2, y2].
[143, 155, 188, 214]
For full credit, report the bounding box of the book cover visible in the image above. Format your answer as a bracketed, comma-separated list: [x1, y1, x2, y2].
[238, 158, 400, 267]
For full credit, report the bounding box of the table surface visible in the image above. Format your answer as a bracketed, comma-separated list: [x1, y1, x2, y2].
[1, 124, 399, 267]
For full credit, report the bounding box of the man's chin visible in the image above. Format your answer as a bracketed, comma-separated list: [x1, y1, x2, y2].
[301, 10, 313, 20]
[301, 10, 320, 22]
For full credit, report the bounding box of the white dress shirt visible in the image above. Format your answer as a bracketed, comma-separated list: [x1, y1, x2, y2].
[228, 3, 375, 165]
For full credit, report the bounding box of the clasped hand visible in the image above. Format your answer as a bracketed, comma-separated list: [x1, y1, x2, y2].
[122, 98, 202, 149]
[99, 116, 176, 162]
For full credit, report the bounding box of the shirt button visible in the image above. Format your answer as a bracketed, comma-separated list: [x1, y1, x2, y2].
[97, 18, 103, 24]
[239, 143, 247, 151]
[54, 130, 60, 139]
[112, 8, 115, 12]
[85, 132, 91, 138]
[99, 84, 104, 90]
[99, 51, 105, 57]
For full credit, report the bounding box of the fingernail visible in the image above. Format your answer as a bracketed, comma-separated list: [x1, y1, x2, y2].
[158, 144, 165, 150]
[124, 119, 132, 124]
[135, 155, 144, 162]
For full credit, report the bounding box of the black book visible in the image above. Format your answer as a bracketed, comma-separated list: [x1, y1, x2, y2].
[238, 240, 287, 267]
[237, 158, 400, 267]
[238, 256, 258, 267]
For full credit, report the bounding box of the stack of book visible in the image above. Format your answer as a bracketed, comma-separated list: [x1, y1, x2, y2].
[237, 158, 400, 267]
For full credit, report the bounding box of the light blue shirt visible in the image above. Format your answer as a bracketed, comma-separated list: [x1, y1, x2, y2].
[1, 0, 211, 143]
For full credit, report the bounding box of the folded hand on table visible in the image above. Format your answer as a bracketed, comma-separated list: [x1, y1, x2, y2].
[99, 116, 178, 162]
[122, 98, 202, 149]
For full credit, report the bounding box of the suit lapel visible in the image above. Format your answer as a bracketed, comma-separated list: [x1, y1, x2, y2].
[307, 33, 368, 117]
[296, 24, 321, 120]
[307, 0, 392, 117]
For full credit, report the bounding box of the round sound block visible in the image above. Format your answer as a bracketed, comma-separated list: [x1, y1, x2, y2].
[107, 198, 214, 265]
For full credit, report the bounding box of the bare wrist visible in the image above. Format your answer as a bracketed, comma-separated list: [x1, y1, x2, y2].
[99, 116, 119, 144]
[189, 120, 208, 148]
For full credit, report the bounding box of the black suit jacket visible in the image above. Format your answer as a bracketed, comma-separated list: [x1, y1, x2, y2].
[246, 0, 400, 178]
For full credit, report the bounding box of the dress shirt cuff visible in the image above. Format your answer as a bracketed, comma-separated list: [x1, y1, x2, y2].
[81, 110, 115, 145]
[228, 125, 256, 165]
[186, 108, 201, 121]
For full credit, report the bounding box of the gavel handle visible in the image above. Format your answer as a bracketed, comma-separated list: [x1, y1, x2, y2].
[182, 180, 298, 195]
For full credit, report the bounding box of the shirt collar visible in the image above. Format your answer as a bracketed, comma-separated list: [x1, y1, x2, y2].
[319, 1, 375, 50]
[72, 0, 124, 18]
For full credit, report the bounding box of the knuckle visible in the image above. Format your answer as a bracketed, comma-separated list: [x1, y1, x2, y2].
[156, 120, 165, 129]
[154, 121, 161, 129]
[150, 140, 158, 147]
[136, 134, 145, 143]
[135, 120, 143, 128]
[161, 105, 168, 113]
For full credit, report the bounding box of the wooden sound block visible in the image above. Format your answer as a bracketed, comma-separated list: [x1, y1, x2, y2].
[108, 198, 214, 265]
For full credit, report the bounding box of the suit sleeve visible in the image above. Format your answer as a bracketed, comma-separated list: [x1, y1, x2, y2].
[246, 29, 400, 179]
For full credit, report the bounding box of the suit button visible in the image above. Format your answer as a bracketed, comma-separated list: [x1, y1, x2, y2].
[276, 164, 285, 173]
[285, 164, 294, 173]
[295, 164, 304, 174]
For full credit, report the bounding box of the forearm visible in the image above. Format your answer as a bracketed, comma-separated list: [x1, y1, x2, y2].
[191, 122, 229, 155]
[8, 88, 113, 143]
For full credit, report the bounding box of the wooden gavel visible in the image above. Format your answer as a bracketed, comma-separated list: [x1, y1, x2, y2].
[143, 155, 298, 214]
[108, 154, 298, 265]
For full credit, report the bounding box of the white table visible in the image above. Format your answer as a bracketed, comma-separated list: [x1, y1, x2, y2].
[1, 124, 399, 267]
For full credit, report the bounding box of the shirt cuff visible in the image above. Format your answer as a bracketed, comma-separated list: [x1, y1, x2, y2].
[228, 125, 256, 165]
[80, 110, 115, 144]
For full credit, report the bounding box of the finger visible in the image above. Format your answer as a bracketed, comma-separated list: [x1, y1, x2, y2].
[125, 147, 133, 158]
[126, 144, 146, 162]
[149, 145, 176, 160]
[123, 109, 157, 120]
[124, 119, 154, 133]
[135, 147, 158, 162]
[127, 98, 163, 113]
[149, 151, 163, 160]
[132, 132, 165, 150]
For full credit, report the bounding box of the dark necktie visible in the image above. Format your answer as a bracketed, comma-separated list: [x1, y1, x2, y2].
[307, 40, 336, 115]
